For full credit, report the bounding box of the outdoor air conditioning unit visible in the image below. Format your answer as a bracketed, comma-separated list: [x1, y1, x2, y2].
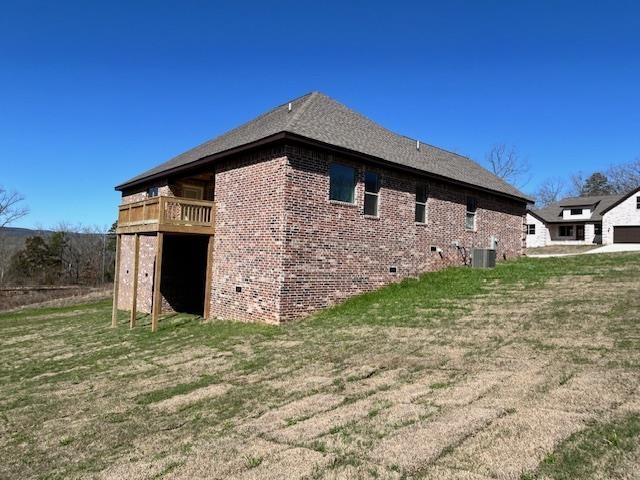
[471, 248, 496, 269]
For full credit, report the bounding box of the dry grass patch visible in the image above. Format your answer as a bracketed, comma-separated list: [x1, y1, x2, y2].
[1, 254, 639, 479]
[439, 408, 588, 478]
[371, 407, 503, 472]
[150, 383, 231, 413]
[243, 393, 344, 434]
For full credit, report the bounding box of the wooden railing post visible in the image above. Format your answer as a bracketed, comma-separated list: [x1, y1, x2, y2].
[158, 196, 166, 226]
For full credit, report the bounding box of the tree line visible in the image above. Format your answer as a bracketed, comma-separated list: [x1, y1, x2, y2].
[485, 144, 640, 207]
[0, 187, 116, 286]
[4, 224, 117, 286]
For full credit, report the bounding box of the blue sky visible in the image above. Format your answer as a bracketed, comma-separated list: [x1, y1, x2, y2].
[2, 0, 639, 229]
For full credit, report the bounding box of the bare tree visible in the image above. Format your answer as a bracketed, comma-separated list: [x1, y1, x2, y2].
[534, 177, 566, 207]
[485, 144, 531, 188]
[0, 187, 28, 285]
[607, 157, 640, 194]
[0, 186, 28, 228]
[50, 222, 114, 285]
[568, 172, 585, 197]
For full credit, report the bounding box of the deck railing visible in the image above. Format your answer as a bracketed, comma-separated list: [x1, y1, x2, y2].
[117, 196, 215, 233]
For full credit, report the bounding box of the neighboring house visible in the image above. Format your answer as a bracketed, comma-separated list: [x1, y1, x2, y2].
[112, 92, 531, 328]
[525, 189, 640, 248]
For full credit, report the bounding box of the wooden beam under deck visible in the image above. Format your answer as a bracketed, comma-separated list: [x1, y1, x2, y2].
[151, 232, 164, 332]
[111, 234, 121, 327]
[130, 234, 140, 328]
[203, 235, 214, 320]
[116, 223, 215, 235]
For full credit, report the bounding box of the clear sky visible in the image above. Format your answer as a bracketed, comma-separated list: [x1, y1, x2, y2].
[2, 0, 639, 229]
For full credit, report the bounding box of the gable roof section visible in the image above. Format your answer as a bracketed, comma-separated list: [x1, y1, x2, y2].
[530, 194, 625, 223]
[600, 186, 640, 214]
[116, 92, 531, 202]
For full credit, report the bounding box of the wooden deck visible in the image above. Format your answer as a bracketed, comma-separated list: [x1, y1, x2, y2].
[116, 196, 216, 235]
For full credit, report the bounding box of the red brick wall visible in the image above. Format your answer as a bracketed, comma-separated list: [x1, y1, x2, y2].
[116, 144, 525, 323]
[207, 148, 288, 323]
[278, 145, 525, 320]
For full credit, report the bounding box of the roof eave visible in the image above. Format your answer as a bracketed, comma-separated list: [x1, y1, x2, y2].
[282, 133, 532, 204]
[526, 210, 548, 223]
[115, 131, 532, 204]
[114, 132, 289, 191]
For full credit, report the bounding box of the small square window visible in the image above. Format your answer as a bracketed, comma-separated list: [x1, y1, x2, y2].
[329, 164, 356, 204]
[364, 171, 380, 216]
[147, 186, 158, 197]
[636, 197, 640, 209]
[570, 208, 583, 215]
[527, 224, 536, 235]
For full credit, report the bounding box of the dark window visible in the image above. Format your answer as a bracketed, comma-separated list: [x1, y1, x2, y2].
[415, 184, 428, 223]
[559, 225, 574, 237]
[527, 224, 536, 235]
[594, 224, 602, 235]
[637, 197, 640, 209]
[329, 164, 356, 203]
[364, 172, 380, 216]
[570, 208, 583, 215]
[465, 197, 477, 230]
[147, 186, 158, 197]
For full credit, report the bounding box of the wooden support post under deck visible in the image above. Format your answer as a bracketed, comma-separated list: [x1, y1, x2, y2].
[130, 233, 140, 329]
[111, 234, 121, 327]
[151, 232, 164, 332]
[203, 235, 214, 319]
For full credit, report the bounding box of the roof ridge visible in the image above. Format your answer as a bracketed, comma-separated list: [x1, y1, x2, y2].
[304, 93, 471, 163]
[284, 91, 318, 131]
[151, 92, 316, 165]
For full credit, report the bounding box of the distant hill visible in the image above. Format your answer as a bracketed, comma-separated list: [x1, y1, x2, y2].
[0, 226, 55, 239]
[0, 227, 105, 260]
[0, 227, 55, 258]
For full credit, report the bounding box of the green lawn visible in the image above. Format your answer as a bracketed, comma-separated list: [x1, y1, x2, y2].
[1, 253, 639, 479]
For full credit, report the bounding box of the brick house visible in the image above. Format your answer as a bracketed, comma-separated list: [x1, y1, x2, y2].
[112, 92, 531, 329]
[525, 189, 640, 248]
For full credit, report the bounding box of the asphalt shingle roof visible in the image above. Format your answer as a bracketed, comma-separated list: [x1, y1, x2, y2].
[116, 92, 530, 201]
[530, 194, 624, 223]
